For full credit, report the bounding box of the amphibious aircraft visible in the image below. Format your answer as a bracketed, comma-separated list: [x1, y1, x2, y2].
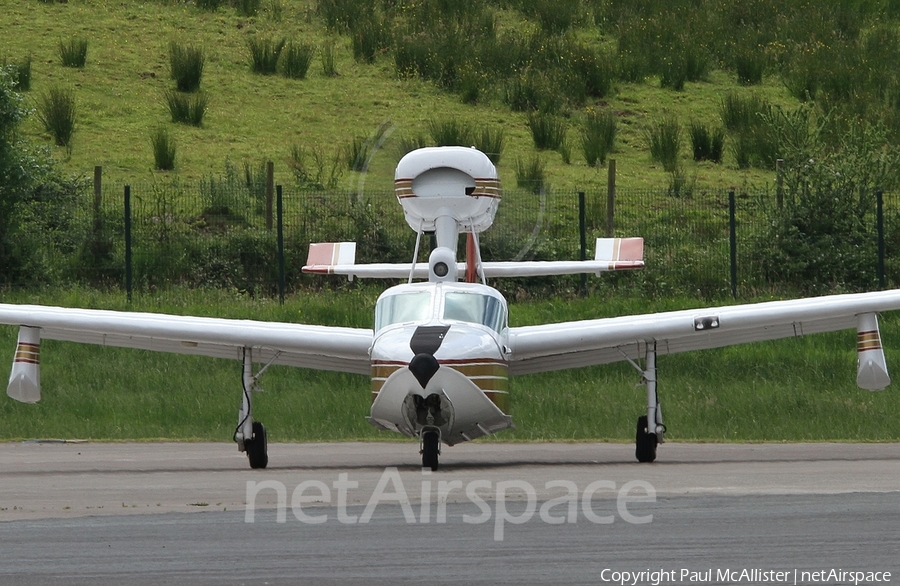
[2, 146, 899, 470]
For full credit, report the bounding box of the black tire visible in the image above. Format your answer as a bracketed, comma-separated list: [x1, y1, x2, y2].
[635, 415, 658, 463]
[422, 430, 439, 471]
[246, 421, 268, 469]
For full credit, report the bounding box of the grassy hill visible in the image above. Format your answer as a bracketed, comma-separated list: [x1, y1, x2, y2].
[0, 0, 818, 193]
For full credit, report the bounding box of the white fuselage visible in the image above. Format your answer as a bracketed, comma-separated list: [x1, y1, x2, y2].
[367, 282, 513, 445]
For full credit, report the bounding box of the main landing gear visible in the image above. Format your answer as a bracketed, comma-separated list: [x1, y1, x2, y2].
[421, 429, 440, 471]
[624, 341, 665, 463]
[235, 347, 277, 469]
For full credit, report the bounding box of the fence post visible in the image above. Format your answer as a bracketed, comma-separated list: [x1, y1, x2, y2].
[277, 185, 285, 304]
[606, 159, 616, 237]
[124, 185, 132, 303]
[266, 161, 274, 230]
[729, 189, 737, 300]
[877, 189, 885, 290]
[93, 166, 102, 227]
[776, 159, 784, 209]
[579, 191, 587, 297]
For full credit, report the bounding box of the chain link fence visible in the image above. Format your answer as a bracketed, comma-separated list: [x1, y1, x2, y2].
[3, 181, 899, 300]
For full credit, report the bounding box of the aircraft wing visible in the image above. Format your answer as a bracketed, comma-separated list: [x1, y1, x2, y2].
[507, 289, 900, 377]
[0, 304, 373, 375]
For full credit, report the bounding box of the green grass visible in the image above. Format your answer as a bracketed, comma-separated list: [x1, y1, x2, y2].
[2, 287, 897, 443]
[0, 0, 792, 192]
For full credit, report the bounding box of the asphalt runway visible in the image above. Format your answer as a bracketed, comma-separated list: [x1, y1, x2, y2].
[1, 442, 898, 585]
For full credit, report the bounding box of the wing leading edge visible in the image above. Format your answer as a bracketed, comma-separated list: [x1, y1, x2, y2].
[508, 289, 900, 378]
[0, 304, 373, 375]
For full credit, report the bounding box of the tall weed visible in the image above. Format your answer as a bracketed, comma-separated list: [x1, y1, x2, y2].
[528, 112, 566, 151]
[280, 42, 315, 79]
[36, 85, 76, 147]
[581, 109, 616, 167]
[149, 126, 176, 171]
[248, 37, 286, 75]
[646, 116, 681, 172]
[169, 41, 204, 93]
[164, 90, 208, 126]
[59, 38, 88, 68]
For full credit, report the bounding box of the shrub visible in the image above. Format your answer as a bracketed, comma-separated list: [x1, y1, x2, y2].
[735, 49, 765, 86]
[234, 0, 260, 17]
[150, 126, 176, 171]
[689, 121, 725, 163]
[320, 39, 338, 77]
[646, 116, 681, 172]
[279, 42, 315, 79]
[248, 37, 286, 75]
[504, 69, 561, 113]
[528, 111, 566, 151]
[428, 119, 474, 147]
[581, 109, 616, 167]
[350, 12, 389, 64]
[164, 90, 208, 126]
[169, 41, 204, 93]
[36, 85, 76, 147]
[515, 154, 547, 194]
[475, 126, 504, 165]
[719, 92, 768, 132]
[59, 38, 88, 68]
[3, 55, 31, 91]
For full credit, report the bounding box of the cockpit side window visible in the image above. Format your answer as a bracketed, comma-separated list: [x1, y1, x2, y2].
[375, 291, 433, 331]
[443, 292, 506, 333]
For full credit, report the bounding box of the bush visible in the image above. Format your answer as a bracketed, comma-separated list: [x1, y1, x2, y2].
[350, 12, 389, 64]
[234, 0, 260, 17]
[59, 38, 88, 68]
[475, 126, 504, 165]
[515, 155, 547, 194]
[581, 109, 616, 167]
[646, 116, 681, 172]
[320, 39, 338, 77]
[428, 118, 474, 147]
[36, 85, 76, 147]
[3, 55, 31, 91]
[150, 126, 176, 171]
[689, 121, 724, 163]
[169, 41, 204, 93]
[248, 37, 286, 75]
[279, 42, 315, 79]
[528, 111, 566, 151]
[164, 90, 208, 126]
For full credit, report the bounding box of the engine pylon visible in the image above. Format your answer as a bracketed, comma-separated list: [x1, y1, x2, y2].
[7, 326, 41, 403]
[856, 313, 890, 391]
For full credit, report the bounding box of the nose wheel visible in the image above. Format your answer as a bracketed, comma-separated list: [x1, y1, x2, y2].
[421, 430, 440, 471]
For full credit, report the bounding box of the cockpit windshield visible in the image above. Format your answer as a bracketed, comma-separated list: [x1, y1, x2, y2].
[442, 292, 506, 333]
[374, 291, 433, 331]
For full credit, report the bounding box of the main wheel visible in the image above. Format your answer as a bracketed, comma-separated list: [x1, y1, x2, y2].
[422, 430, 439, 471]
[246, 421, 269, 469]
[635, 415, 658, 463]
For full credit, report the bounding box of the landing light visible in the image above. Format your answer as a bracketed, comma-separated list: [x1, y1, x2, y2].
[693, 316, 719, 331]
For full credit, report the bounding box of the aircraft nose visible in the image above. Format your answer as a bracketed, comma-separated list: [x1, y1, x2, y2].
[409, 352, 440, 388]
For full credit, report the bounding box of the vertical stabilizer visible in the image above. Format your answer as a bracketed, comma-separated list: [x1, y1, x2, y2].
[856, 313, 890, 391]
[7, 326, 41, 403]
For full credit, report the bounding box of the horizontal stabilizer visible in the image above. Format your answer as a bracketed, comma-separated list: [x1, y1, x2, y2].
[303, 238, 643, 280]
[7, 326, 41, 403]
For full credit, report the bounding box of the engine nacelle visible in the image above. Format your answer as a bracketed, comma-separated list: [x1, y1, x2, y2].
[395, 146, 501, 237]
[7, 326, 41, 403]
